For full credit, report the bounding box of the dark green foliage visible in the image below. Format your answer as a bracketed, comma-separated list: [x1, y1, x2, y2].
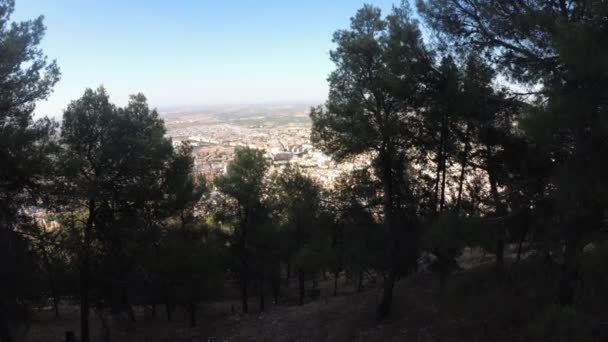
[58, 87, 193, 341]
[2, 2, 608, 341]
[330, 170, 384, 292]
[422, 214, 466, 290]
[418, 0, 608, 306]
[0, 1, 60, 339]
[155, 219, 224, 327]
[272, 165, 324, 305]
[311, 2, 432, 318]
[214, 147, 270, 313]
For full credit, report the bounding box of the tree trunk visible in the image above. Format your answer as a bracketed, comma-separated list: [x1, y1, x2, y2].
[455, 123, 470, 212]
[298, 269, 305, 305]
[285, 259, 291, 288]
[122, 287, 136, 323]
[79, 260, 90, 342]
[558, 230, 583, 306]
[240, 208, 250, 314]
[127, 305, 135, 323]
[163, 283, 172, 322]
[433, 129, 444, 214]
[49, 271, 60, 318]
[439, 262, 448, 294]
[357, 272, 364, 292]
[41, 252, 60, 318]
[241, 276, 249, 313]
[80, 199, 95, 342]
[495, 225, 505, 275]
[516, 224, 529, 263]
[259, 276, 265, 312]
[440, 154, 448, 213]
[153, 243, 171, 322]
[272, 277, 279, 305]
[0, 300, 13, 342]
[377, 149, 397, 320]
[333, 272, 339, 296]
[52, 291, 59, 318]
[377, 271, 396, 320]
[439, 114, 449, 212]
[188, 301, 196, 327]
[488, 166, 506, 275]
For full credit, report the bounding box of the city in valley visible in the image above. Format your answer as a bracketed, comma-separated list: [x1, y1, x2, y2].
[162, 103, 371, 188]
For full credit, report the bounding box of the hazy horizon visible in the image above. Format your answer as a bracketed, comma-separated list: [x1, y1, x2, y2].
[14, 0, 402, 119]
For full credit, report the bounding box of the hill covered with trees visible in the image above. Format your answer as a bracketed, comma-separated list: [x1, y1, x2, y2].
[1, 0, 608, 341]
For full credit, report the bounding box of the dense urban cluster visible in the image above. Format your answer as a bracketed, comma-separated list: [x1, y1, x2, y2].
[167, 122, 371, 187]
[2, 1, 608, 341]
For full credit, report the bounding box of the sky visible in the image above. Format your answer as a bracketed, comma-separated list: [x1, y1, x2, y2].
[13, 0, 406, 118]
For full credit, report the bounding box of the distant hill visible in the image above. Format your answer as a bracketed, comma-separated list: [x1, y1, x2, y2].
[160, 103, 314, 126]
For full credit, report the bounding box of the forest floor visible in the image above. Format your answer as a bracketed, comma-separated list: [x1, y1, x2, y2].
[20, 248, 608, 342]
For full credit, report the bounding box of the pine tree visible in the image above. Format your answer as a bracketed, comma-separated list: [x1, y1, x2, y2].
[214, 147, 268, 313]
[0, 1, 60, 340]
[59, 88, 175, 341]
[418, 0, 608, 306]
[311, 3, 434, 318]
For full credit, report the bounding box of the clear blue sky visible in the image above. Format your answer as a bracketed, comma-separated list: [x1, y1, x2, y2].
[13, 0, 407, 118]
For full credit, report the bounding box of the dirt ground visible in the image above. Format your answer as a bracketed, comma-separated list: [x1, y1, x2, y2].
[19, 251, 608, 342]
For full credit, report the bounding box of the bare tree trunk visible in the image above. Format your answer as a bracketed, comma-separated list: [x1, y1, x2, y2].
[377, 271, 396, 320]
[455, 123, 470, 212]
[298, 269, 305, 305]
[558, 229, 583, 306]
[333, 272, 339, 296]
[163, 284, 172, 322]
[121, 287, 136, 323]
[241, 276, 249, 313]
[240, 209, 249, 314]
[438, 261, 449, 294]
[188, 301, 197, 327]
[79, 260, 90, 342]
[433, 130, 444, 214]
[80, 199, 95, 342]
[49, 270, 60, 318]
[259, 277, 265, 312]
[285, 259, 291, 288]
[357, 272, 363, 292]
[153, 243, 172, 322]
[439, 114, 449, 212]
[0, 300, 13, 342]
[488, 168, 506, 275]
[440, 155, 448, 212]
[377, 149, 397, 320]
[496, 225, 505, 275]
[516, 224, 529, 263]
[272, 280, 279, 305]
[40, 250, 61, 318]
[128, 304, 136, 323]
